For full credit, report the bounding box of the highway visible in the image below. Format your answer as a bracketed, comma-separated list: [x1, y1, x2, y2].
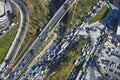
[21, 0, 106, 80]
[0, 0, 29, 78]
[21, 34, 61, 80]
[22, 28, 82, 80]
[20, 24, 64, 80]
[8, 0, 116, 79]
[0, 0, 119, 80]
[6, 0, 75, 80]
[22, 17, 88, 80]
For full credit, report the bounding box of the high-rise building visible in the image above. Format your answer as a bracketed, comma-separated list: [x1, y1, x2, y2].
[0, 1, 10, 26]
[116, 17, 120, 36]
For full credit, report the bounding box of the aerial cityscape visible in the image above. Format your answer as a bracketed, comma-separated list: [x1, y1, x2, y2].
[0, 0, 120, 80]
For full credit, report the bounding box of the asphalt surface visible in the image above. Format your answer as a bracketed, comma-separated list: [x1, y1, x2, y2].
[68, 1, 106, 80]
[22, 4, 94, 80]
[21, 35, 61, 80]
[22, 0, 106, 80]
[2, 0, 119, 80]
[28, 0, 107, 80]
[6, 0, 74, 80]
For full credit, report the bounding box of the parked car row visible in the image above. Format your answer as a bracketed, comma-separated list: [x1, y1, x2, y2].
[97, 56, 120, 79]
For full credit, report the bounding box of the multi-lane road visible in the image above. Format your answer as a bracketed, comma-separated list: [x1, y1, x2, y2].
[1, 0, 120, 80]
[22, 1, 106, 79]
[5, 0, 75, 80]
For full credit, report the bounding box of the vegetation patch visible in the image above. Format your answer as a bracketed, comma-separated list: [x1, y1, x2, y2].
[45, 37, 87, 80]
[89, 5, 108, 24]
[63, 0, 98, 35]
[0, 3, 20, 64]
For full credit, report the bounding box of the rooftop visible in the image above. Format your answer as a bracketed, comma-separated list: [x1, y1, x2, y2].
[0, 1, 5, 17]
[116, 17, 120, 35]
[117, 23, 120, 35]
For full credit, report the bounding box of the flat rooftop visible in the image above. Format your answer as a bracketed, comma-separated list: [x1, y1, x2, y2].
[0, 1, 5, 17]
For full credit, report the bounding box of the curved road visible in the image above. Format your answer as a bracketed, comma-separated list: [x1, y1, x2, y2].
[0, 0, 29, 78]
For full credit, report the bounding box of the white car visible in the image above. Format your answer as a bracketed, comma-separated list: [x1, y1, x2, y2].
[61, 42, 69, 49]
[74, 60, 79, 66]
[34, 73, 38, 78]
[82, 48, 85, 52]
[87, 51, 90, 55]
[82, 52, 86, 57]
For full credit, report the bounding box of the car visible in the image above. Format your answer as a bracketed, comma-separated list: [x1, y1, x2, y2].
[115, 71, 117, 74]
[64, 3, 69, 9]
[82, 48, 85, 52]
[105, 67, 109, 71]
[74, 60, 78, 66]
[2, 30, 7, 34]
[110, 63, 114, 68]
[87, 51, 90, 54]
[27, 76, 31, 80]
[118, 72, 120, 76]
[117, 64, 120, 69]
[82, 51, 86, 57]
[61, 42, 69, 49]
[92, 9, 96, 13]
[40, 38, 43, 41]
[13, 72, 17, 75]
[108, 51, 111, 56]
[30, 49, 34, 53]
[81, 67, 86, 73]
[109, 69, 113, 72]
[17, 70, 21, 74]
[74, 29, 79, 36]
[22, 59, 27, 63]
[34, 73, 38, 78]
[46, 49, 50, 53]
[68, 1, 72, 4]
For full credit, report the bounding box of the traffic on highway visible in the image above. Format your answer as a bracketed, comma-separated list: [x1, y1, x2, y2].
[0, 0, 120, 80]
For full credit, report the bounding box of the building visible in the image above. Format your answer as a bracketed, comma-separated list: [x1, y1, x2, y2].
[115, 15, 120, 41]
[116, 22, 120, 36]
[0, 0, 12, 27]
[0, 2, 5, 17]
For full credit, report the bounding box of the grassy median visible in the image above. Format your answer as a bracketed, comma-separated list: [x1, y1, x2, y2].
[45, 37, 87, 80]
[0, 26, 18, 63]
[63, 0, 98, 36]
[89, 5, 108, 24]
